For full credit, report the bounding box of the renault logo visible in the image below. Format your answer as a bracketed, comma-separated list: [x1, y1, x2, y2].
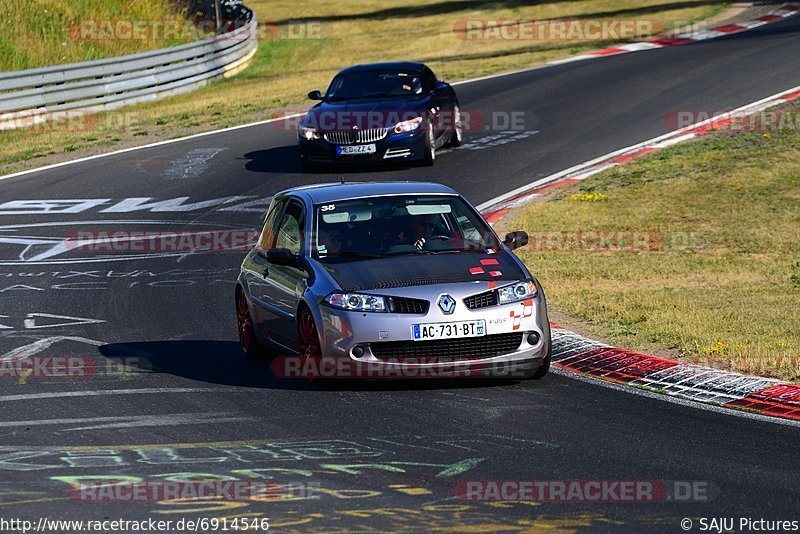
[437, 294, 456, 314]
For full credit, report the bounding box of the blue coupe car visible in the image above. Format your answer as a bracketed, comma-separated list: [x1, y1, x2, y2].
[298, 62, 463, 169]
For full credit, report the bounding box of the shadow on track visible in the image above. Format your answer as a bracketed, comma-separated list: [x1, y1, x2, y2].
[98, 340, 523, 391]
[243, 146, 419, 175]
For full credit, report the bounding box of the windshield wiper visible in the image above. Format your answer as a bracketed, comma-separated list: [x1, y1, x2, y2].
[388, 249, 463, 256]
[418, 249, 464, 255]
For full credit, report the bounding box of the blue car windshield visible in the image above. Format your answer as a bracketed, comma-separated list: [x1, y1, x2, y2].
[325, 70, 424, 100]
[314, 195, 500, 261]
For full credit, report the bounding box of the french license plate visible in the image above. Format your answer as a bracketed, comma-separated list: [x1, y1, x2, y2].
[337, 144, 376, 155]
[412, 320, 486, 341]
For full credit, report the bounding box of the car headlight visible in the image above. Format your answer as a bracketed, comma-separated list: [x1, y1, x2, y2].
[393, 117, 423, 134]
[324, 292, 387, 312]
[300, 126, 321, 140]
[497, 281, 538, 305]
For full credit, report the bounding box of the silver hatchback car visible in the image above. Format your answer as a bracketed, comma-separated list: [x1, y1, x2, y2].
[236, 181, 551, 379]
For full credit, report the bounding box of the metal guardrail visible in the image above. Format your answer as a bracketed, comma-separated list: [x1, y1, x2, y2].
[0, 6, 257, 130]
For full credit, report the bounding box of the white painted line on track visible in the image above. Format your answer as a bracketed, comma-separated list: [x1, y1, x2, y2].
[0, 412, 252, 430]
[0, 387, 239, 402]
[1, 336, 105, 361]
[0, 113, 302, 184]
[64, 413, 255, 431]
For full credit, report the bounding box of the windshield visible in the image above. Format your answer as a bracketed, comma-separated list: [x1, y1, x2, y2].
[325, 70, 424, 100]
[314, 195, 500, 262]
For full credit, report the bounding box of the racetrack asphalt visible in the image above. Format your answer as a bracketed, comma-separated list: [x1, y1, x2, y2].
[0, 14, 798, 532]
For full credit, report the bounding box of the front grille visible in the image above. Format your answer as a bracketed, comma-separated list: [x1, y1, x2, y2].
[463, 290, 498, 310]
[324, 129, 388, 145]
[387, 296, 429, 314]
[371, 332, 523, 362]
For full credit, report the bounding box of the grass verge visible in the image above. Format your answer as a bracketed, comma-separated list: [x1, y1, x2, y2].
[0, 0, 728, 174]
[0, 0, 194, 70]
[508, 101, 800, 381]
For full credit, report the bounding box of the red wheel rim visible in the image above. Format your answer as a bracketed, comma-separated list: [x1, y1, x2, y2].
[298, 311, 321, 358]
[237, 293, 254, 353]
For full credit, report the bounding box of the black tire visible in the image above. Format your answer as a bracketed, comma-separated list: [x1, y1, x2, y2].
[420, 121, 436, 166]
[446, 104, 463, 147]
[528, 334, 552, 379]
[529, 353, 551, 379]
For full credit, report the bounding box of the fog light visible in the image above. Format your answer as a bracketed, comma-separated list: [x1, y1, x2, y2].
[526, 332, 541, 346]
[352, 346, 365, 358]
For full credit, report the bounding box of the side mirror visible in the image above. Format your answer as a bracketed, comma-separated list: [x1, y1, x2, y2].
[266, 247, 301, 268]
[503, 231, 528, 251]
[307, 90, 323, 101]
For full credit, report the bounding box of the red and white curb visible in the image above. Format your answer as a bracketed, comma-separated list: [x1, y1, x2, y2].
[548, 3, 800, 65]
[475, 83, 800, 423]
[477, 83, 800, 222]
[550, 328, 800, 422]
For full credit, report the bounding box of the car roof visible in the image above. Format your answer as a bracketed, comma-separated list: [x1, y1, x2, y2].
[335, 62, 426, 76]
[282, 181, 458, 204]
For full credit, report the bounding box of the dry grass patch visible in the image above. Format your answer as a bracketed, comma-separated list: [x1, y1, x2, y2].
[510, 104, 800, 380]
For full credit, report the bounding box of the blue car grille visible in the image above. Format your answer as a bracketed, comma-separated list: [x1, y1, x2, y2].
[324, 129, 388, 144]
[370, 333, 523, 362]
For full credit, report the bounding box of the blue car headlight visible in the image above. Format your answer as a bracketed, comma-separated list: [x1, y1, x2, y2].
[300, 126, 321, 140]
[393, 117, 422, 134]
[497, 281, 538, 305]
[324, 292, 387, 312]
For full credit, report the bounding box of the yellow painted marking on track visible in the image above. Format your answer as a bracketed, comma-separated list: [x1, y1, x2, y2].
[395, 487, 433, 495]
[269, 513, 325, 528]
[486, 500, 541, 508]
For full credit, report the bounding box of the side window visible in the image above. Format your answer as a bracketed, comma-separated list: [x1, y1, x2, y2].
[275, 201, 304, 255]
[259, 198, 286, 249]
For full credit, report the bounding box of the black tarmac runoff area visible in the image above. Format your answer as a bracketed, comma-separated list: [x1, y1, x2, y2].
[0, 14, 798, 533]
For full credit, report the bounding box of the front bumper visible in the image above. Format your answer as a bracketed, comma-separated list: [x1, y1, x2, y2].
[298, 130, 426, 164]
[312, 285, 550, 378]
